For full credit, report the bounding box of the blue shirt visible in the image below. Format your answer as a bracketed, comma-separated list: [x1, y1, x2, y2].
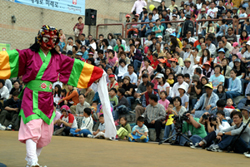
[82, 50, 89, 60]
[144, 18, 155, 29]
[152, 25, 165, 37]
[228, 77, 242, 93]
[209, 74, 225, 88]
[132, 124, 148, 137]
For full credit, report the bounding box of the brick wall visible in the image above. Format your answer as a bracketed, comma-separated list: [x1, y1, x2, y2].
[0, 0, 182, 49]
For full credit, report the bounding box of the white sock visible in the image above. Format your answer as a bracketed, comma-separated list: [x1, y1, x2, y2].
[36, 147, 42, 157]
[25, 139, 38, 165]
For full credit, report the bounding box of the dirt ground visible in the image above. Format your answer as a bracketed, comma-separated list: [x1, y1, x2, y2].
[0, 131, 249, 167]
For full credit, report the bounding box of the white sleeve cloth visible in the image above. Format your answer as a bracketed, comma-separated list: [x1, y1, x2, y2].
[97, 71, 117, 138]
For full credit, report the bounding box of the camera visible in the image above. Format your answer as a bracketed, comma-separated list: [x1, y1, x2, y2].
[202, 113, 210, 120]
[172, 113, 189, 133]
[202, 113, 217, 122]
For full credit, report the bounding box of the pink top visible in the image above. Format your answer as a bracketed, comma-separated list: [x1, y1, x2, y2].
[236, 52, 243, 59]
[158, 99, 170, 110]
[139, 66, 154, 77]
[151, 79, 158, 89]
[108, 56, 118, 67]
[231, 48, 239, 55]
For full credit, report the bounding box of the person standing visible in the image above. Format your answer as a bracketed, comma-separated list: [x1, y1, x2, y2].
[73, 17, 84, 40]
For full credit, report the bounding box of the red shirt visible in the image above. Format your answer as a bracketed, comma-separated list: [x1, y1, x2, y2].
[60, 113, 74, 123]
[225, 106, 235, 109]
[151, 60, 159, 69]
[147, 55, 153, 62]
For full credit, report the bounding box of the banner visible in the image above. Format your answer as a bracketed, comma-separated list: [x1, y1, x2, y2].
[14, 0, 85, 15]
[0, 43, 11, 51]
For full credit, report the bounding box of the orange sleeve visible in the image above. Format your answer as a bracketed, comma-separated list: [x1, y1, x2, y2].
[63, 90, 78, 101]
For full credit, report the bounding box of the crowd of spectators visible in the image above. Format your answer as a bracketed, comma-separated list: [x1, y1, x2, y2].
[0, 0, 250, 158]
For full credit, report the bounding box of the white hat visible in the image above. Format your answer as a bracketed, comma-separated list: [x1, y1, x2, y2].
[107, 46, 113, 50]
[178, 84, 187, 92]
[155, 73, 164, 79]
[246, 41, 250, 45]
[157, 35, 163, 38]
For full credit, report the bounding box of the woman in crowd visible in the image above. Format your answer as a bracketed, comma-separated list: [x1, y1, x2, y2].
[199, 49, 213, 67]
[114, 38, 125, 52]
[53, 84, 62, 104]
[107, 33, 116, 48]
[9, 80, 22, 99]
[221, 58, 232, 88]
[58, 85, 79, 108]
[73, 17, 84, 40]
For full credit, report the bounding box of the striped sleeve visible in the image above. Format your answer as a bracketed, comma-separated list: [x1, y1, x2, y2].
[0, 50, 19, 79]
[67, 59, 103, 88]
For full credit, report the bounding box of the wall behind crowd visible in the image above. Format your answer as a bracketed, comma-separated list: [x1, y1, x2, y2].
[0, 0, 163, 49]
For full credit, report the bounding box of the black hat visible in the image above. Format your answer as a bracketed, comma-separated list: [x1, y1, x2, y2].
[142, 74, 148, 78]
[67, 50, 73, 55]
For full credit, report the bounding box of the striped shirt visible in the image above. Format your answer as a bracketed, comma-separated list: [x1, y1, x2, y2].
[142, 103, 166, 123]
[132, 125, 148, 137]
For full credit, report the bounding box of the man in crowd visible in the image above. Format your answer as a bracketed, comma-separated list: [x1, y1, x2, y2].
[142, 94, 166, 142]
[123, 64, 138, 85]
[182, 58, 195, 78]
[206, 38, 216, 56]
[114, 88, 130, 121]
[171, 74, 189, 99]
[129, 44, 142, 73]
[71, 94, 91, 116]
[181, 14, 194, 38]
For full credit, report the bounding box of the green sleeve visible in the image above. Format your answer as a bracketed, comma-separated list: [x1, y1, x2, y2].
[125, 123, 132, 134]
[115, 96, 118, 106]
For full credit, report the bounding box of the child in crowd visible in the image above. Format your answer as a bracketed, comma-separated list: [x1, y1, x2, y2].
[88, 115, 105, 139]
[107, 50, 118, 72]
[120, 51, 130, 65]
[215, 84, 227, 101]
[70, 108, 93, 137]
[229, 54, 238, 68]
[91, 101, 98, 122]
[109, 88, 118, 107]
[178, 85, 189, 110]
[117, 59, 128, 79]
[158, 91, 170, 111]
[167, 73, 175, 87]
[128, 116, 149, 142]
[117, 117, 132, 140]
[151, 53, 160, 69]
[225, 98, 235, 109]
[230, 42, 240, 55]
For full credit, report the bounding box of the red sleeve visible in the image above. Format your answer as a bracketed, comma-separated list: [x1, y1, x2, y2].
[60, 115, 63, 119]
[115, 82, 118, 86]
[68, 114, 74, 123]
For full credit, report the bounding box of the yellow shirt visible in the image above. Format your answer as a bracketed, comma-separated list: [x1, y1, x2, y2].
[169, 4, 178, 12]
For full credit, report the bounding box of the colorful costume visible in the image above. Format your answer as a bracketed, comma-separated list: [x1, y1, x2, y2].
[0, 25, 116, 166]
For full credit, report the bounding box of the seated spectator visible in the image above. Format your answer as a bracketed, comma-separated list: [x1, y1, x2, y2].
[207, 111, 250, 153]
[178, 85, 189, 110]
[128, 116, 149, 142]
[199, 49, 213, 66]
[72, 94, 90, 116]
[9, 80, 22, 99]
[58, 85, 79, 107]
[107, 74, 118, 91]
[54, 105, 78, 136]
[225, 69, 242, 100]
[123, 64, 138, 85]
[0, 91, 21, 131]
[188, 74, 202, 111]
[117, 116, 132, 140]
[214, 41, 230, 59]
[150, 53, 160, 70]
[141, 82, 160, 108]
[209, 65, 225, 89]
[171, 112, 207, 146]
[233, 58, 246, 83]
[241, 106, 250, 124]
[152, 19, 164, 37]
[242, 41, 250, 65]
[127, 18, 139, 38]
[167, 73, 175, 87]
[145, 22, 155, 37]
[0, 79, 9, 102]
[158, 91, 170, 111]
[170, 58, 181, 75]
[215, 19, 227, 37]
[182, 58, 195, 78]
[107, 50, 118, 73]
[70, 108, 93, 137]
[139, 58, 154, 80]
[109, 88, 118, 107]
[113, 88, 129, 121]
[221, 58, 232, 88]
[213, 48, 226, 67]
[202, 62, 214, 79]
[215, 84, 227, 101]
[156, 74, 170, 95]
[53, 84, 62, 104]
[80, 87, 95, 104]
[191, 110, 230, 149]
[142, 94, 166, 142]
[88, 115, 105, 139]
[122, 76, 135, 110]
[173, 51, 184, 67]
[171, 74, 189, 99]
[225, 98, 235, 110]
[193, 68, 204, 81]
[129, 44, 142, 73]
[206, 38, 216, 56]
[191, 83, 219, 118]
[119, 51, 130, 65]
[238, 83, 250, 109]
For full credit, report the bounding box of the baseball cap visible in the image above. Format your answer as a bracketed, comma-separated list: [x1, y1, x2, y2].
[184, 58, 191, 62]
[246, 41, 250, 45]
[67, 50, 73, 55]
[167, 8, 170, 11]
[218, 48, 225, 53]
[172, 14, 177, 17]
[76, 52, 83, 56]
[204, 83, 213, 89]
[201, 8, 206, 12]
[155, 73, 164, 79]
[169, 58, 178, 63]
[158, 58, 166, 63]
[233, 42, 238, 47]
[107, 46, 113, 50]
[126, 14, 131, 18]
[204, 61, 211, 66]
[88, 52, 94, 55]
[61, 105, 70, 112]
[234, 58, 241, 63]
[109, 74, 115, 78]
[240, 106, 250, 112]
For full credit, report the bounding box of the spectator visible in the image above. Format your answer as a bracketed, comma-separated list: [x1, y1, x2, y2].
[142, 94, 165, 142]
[207, 2, 217, 19]
[141, 82, 160, 108]
[156, 74, 170, 96]
[152, 8, 159, 20]
[53, 84, 62, 104]
[213, 48, 226, 66]
[239, 30, 249, 45]
[113, 88, 130, 121]
[226, 27, 237, 44]
[188, 74, 202, 111]
[73, 17, 84, 40]
[169, 58, 181, 75]
[107, 33, 116, 48]
[171, 74, 189, 98]
[135, 74, 149, 100]
[158, 0, 167, 13]
[206, 38, 216, 56]
[202, 62, 214, 79]
[152, 19, 164, 37]
[9, 80, 22, 99]
[4, 79, 12, 93]
[238, 83, 250, 109]
[80, 45, 88, 60]
[182, 58, 196, 78]
[54, 105, 78, 136]
[172, 112, 207, 146]
[107, 50, 118, 73]
[0, 79, 9, 101]
[145, 22, 155, 37]
[181, 14, 194, 38]
[128, 116, 149, 142]
[207, 111, 250, 153]
[215, 84, 227, 101]
[0, 91, 21, 130]
[225, 69, 242, 100]
[123, 64, 138, 85]
[58, 85, 79, 107]
[109, 88, 118, 107]
[79, 34, 89, 46]
[186, 31, 196, 43]
[140, 11, 148, 37]
[88, 115, 105, 139]
[129, 44, 142, 72]
[225, 98, 235, 110]
[122, 76, 135, 110]
[241, 106, 250, 124]
[178, 84, 189, 109]
[169, 0, 178, 12]
[114, 39, 125, 52]
[221, 58, 232, 88]
[74, 94, 91, 117]
[214, 41, 230, 59]
[70, 108, 93, 137]
[233, 58, 246, 80]
[242, 41, 250, 65]
[191, 83, 219, 118]
[107, 74, 118, 91]
[139, 58, 154, 80]
[131, 0, 147, 15]
[117, 116, 132, 140]
[209, 65, 225, 89]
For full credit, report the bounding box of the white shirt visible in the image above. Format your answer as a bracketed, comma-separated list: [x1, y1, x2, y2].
[188, 37, 196, 43]
[171, 82, 189, 98]
[118, 64, 128, 77]
[0, 86, 9, 99]
[225, 42, 233, 52]
[183, 51, 191, 61]
[207, 43, 216, 55]
[157, 83, 170, 92]
[207, 8, 218, 18]
[5, 79, 12, 92]
[243, 50, 250, 59]
[62, 115, 78, 129]
[152, 14, 159, 20]
[196, 3, 202, 10]
[80, 116, 93, 133]
[182, 65, 195, 78]
[123, 72, 138, 85]
[66, 45, 73, 52]
[90, 82, 98, 93]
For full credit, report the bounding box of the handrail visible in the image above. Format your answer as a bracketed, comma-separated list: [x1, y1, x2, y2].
[96, 23, 124, 39]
